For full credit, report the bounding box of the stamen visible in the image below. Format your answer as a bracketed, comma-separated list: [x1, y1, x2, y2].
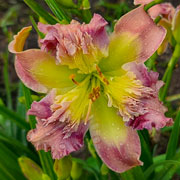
[89, 87, 100, 102]
[84, 100, 92, 125]
[69, 74, 79, 85]
[96, 65, 109, 85]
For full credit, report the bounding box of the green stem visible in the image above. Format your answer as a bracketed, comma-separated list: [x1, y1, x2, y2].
[166, 93, 180, 102]
[145, 51, 158, 70]
[144, 0, 163, 12]
[29, 16, 45, 39]
[160, 43, 180, 101]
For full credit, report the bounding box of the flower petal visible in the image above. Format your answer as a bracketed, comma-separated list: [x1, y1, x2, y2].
[90, 96, 142, 173]
[38, 14, 109, 74]
[27, 90, 88, 159]
[8, 27, 85, 93]
[148, 3, 175, 21]
[124, 62, 173, 130]
[104, 72, 153, 122]
[134, 0, 153, 5]
[157, 19, 172, 55]
[99, 6, 166, 76]
[8, 26, 32, 53]
[27, 121, 88, 159]
[172, 6, 180, 43]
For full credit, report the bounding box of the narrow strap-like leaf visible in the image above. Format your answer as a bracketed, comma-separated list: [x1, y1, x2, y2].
[138, 131, 153, 170]
[166, 111, 180, 160]
[24, 0, 58, 24]
[144, 160, 180, 179]
[0, 104, 30, 130]
[44, 0, 70, 23]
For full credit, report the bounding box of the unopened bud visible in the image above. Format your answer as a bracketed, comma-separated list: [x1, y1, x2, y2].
[172, 7, 180, 43]
[53, 156, 72, 180]
[18, 156, 50, 180]
[81, 0, 90, 10]
[70, 161, 83, 179]
[100, 163, 109, 176]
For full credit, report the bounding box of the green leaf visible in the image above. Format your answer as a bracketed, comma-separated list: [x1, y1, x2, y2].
[24, 0, 58, 24]
[144, 160, 180, 179]
[166, 111, 180, 160]
[120, 166, 145, 180]
[0, 131, 37, 161]
[0, 143, 26, 179]
[22, 84, 36, 128]
[16, 82, 27, 144]
[72, 157, 100, 180]
[30, 16, 45, 39]
[0, 104, 30, 130]
[153, 163, 179, 180]
[44, 0, 70, 23]
[138, 131, 153, 170]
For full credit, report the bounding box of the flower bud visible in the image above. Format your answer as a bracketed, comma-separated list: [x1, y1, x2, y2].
[42, 174, 51, 180]
[18, 156, 50, 180]
[100, 163, 109, 176]
[53, 156, 72, 180]
[81, 0, 90, 10]
[172, 6, 180, 43]
[70, 161, 83, 179]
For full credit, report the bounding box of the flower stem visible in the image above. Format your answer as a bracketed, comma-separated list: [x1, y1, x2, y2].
[145, 51, 158, 70]
[160, 43, 180, 102]
[166, 94, 180, 102]
[144, 0, 163, 12]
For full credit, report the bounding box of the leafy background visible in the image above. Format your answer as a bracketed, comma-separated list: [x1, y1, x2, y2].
[0, 0, 180, 179]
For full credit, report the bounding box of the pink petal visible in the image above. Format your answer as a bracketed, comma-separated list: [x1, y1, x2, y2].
[114, 6, 166, 62]
[9, 27, 84, 93]
[90, 96, 142, 173]
[124, 62, 173, 130]
[14, 49, 81, 93]
[148, 3, 175, 20]
[27, 91, 88, 159]
[38, 14, 109, 73]
[27, 121, 88, 159]
[27, 89, 56, 119]
[100, 6, 166, 75]
[134, 0, 153, 5]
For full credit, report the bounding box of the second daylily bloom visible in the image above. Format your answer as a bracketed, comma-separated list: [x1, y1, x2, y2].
[9, 6, 173, 173]
[135, 0, 180, 54]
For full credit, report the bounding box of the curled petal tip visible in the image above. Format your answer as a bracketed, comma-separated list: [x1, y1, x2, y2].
[8, 26, 32, 53]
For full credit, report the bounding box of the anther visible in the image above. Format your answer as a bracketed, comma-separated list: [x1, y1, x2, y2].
[89, 87, 100, 102]
[69, 74, 79, 85]
[96, 65, 109, 85]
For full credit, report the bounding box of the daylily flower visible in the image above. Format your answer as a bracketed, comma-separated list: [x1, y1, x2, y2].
[135, 0, 180, 54]
[9, 6, 173, 173]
